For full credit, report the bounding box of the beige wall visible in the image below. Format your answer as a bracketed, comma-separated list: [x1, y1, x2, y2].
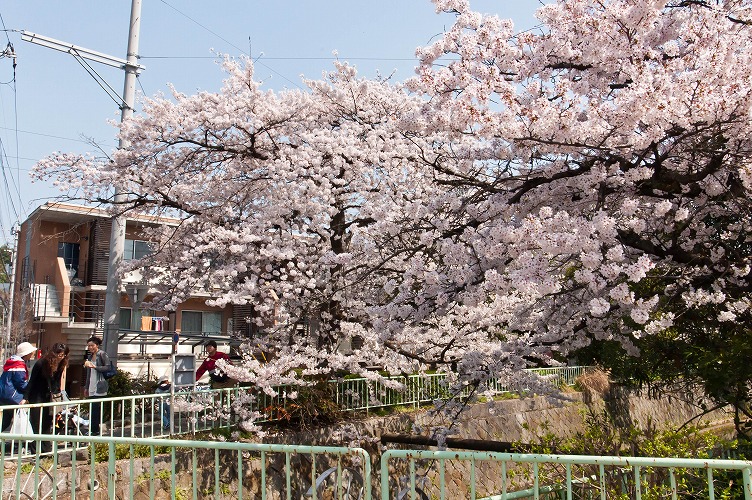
[27, 219, 91, 284]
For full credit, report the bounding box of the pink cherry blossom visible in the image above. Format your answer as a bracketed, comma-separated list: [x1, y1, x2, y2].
[32, 0, 752, 430]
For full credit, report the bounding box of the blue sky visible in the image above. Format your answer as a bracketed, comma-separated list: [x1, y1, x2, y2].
[0, 1, 543, 244]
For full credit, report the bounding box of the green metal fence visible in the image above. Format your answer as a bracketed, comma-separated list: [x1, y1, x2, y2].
[0, 434, 371, 500]
[381, 448, 752, 500]
[0, 366, 592, 449]
[2, 435, 751, 499]
[331, 366, 591, 413]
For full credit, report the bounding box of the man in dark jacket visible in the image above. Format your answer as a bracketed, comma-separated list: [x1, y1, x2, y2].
[83, 336, 109, 435]
[0, 342, 37, 430]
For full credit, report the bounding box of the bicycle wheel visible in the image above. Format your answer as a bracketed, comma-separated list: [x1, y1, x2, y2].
[3, 459, 57, 500]
[307, 466, 365, 500]
[396, 486, 430, 500]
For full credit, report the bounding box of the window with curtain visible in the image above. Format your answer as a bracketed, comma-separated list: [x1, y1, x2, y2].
[203, 312, 222, 333]
[181, 311, 222, 334]
[181, 311, 202, 334]
[119, 308, 132, 330]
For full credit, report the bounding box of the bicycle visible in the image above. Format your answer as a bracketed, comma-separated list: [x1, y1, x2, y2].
[305, 466, 365, 500]
[2, 454, 64, 500]
[395, 475, 430, 500]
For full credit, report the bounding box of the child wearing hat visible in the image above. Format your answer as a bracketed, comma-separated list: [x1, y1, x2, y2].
[0, 342, 37, 430]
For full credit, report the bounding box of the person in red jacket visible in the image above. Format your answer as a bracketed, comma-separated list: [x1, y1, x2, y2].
[195, 340, 234, 389]
[0, 342, 37, 431]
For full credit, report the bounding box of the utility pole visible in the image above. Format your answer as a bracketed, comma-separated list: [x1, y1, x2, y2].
[3, 224, 19, 361]
[103, 0, 143, 364]
[22, 0, 144, 363]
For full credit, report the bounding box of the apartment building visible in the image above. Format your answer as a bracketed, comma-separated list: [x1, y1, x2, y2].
[10, 202, 260, 396]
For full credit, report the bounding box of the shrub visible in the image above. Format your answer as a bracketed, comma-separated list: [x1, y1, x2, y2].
[261, 379, 343, 429]
[524, 409, 745, 498]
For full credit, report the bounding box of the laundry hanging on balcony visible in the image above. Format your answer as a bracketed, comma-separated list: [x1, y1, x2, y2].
[152, 317, 167, 331]
[140, 315, 168, 331]
[140, 316, 152, 331]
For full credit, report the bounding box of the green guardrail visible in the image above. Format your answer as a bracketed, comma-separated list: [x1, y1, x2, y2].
[0, 366, 593, 448]
[3, 435, 751, 500]
[381, 448, 752, 500]
[0, 434, 371, 500]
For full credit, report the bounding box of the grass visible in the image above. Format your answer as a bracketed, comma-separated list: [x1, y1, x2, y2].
[92, 442, 173, 463]
[2, 458, 53, 478]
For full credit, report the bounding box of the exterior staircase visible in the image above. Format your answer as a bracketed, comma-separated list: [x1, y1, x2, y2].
[32, 283, 67, 322]
[62, 329, 96, 360]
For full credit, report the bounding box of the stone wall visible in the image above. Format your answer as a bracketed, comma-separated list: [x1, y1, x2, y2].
[268, 386, 732, 449]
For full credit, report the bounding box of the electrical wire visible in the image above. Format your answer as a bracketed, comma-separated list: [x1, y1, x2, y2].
[0, 13, 10, 45]
[70, 50, 127, 109]
[0, 157, 42, 166]
[157, 1, 245, 56]
[0, 137, 20, 231]
[157, 0, 303, 90]
[137, 74, 147, 99]
[0, 15, 24, 232]
[11, 54, 25, 222]
[0, 125, 105, 144]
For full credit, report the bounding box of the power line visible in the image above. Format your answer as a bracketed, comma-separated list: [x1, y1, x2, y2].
[157, 0, 245, 55]
[157, 0, 303, 90]
[10, 51, 25, 222]
[71, 50, 127, 109]
[0, 20, 23, 227]
[0, 12, 10, 46]
[141, 55, 437, 61]
[0, 157, 43, 167]
[0, 125, 113, 144]
[137, 73, 147, 97]
[0, 136, 20, 226]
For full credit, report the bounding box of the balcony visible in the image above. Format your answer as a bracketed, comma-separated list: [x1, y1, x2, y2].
[115, 328, 244, 359]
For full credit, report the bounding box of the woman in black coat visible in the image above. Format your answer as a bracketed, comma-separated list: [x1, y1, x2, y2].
[25, 343, 69, 443]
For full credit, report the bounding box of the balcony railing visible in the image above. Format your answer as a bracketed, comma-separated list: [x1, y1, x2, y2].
[31, 283, 63, 321]
[68, 289, 105, 327]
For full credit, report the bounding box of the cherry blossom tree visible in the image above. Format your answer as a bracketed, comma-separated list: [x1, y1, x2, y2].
[35, 0, 752, 431]
[387, 0, 752, 426]
[35, 60, 455, 388]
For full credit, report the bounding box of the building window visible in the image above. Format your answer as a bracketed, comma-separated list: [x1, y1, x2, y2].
[120, 307, 155, 330]
[58, 242, 80, 274]
[181, 311, 222, 335]
[119, 308, 132, 330]
[124, 239, 152, 260]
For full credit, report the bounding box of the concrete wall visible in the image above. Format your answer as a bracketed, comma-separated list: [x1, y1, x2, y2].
[266, 387, 731, 449]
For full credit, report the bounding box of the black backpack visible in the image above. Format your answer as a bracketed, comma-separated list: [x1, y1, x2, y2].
[209, 368, 228, 383]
